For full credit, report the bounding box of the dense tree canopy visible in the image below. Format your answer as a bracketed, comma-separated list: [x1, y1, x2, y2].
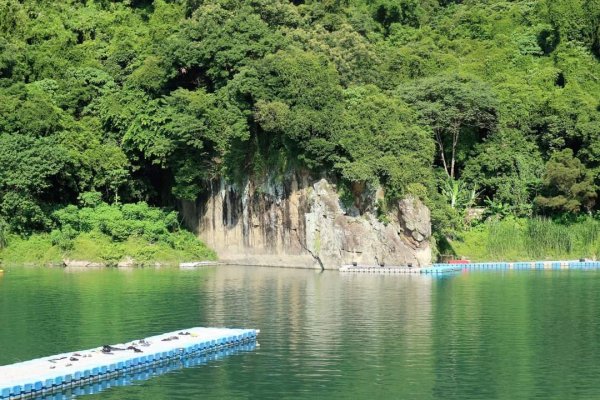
[0, 0, 599, 238]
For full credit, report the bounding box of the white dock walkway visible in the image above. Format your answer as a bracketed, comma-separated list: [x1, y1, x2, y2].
[0, 327, 259, 399]
[339, 264, 461, 274]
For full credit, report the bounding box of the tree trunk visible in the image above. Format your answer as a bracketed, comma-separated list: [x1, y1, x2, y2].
[449, 122, 461, 179]
[435, 130, 450, 178]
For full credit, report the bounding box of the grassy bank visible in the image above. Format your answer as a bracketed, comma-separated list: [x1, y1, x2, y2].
[0, 230, 216, 267]
[0, 198, 215, 267]
[451, 217, 600, 262]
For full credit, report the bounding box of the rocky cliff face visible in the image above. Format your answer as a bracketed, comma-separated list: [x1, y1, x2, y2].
[180, 173, 431, 269]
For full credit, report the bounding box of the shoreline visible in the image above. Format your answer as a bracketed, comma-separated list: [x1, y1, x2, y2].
[3, 259, 600, 272]
[0, 260, 220, 269]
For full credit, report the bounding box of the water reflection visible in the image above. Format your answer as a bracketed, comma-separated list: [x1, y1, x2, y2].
[431, 271, 600, 399]
[202, 267, 436, 399]
[1, 267, 600, 399]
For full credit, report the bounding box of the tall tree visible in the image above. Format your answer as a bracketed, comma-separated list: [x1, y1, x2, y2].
[536, 149, 597, 214]
[399, 75, 498, 180]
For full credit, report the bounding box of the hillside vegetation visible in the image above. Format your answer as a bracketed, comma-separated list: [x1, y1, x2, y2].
[0, 0, 599, 261]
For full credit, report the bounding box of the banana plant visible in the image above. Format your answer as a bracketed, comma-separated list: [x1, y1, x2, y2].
[442, 178, 479, 210]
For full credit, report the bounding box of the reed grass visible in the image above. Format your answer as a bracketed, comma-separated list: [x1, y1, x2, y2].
[453, 217, 600, 261]
[525, 217, 573, 258]
[485, 219, 525, 260]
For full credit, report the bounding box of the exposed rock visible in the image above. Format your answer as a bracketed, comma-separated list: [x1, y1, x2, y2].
[117, 257, 135, 268]
[465, 207, 485, 224]
[62, 259, 103, 268]
[398, 196, 431, 243]
[180, 173, 432, 269]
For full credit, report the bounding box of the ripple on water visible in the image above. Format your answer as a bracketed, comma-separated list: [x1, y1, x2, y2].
[1, 267, 600, 399]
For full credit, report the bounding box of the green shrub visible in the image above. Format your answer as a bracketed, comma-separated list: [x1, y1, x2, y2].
[1, 192, 51, 234]
[50, 224, 77, 251]
[0, 218, 8, 249]
[1, 201, 216, 265]
[132, 244, 159, 266]
[99, 243, 125, 267]
[375, 199, 390, 225]
[169, 230, 216, 259]
[337, 181, 355, 210]
[52, 201, 182, 242]
[0, 234, 62, 265]
[78, 191, 103, 208]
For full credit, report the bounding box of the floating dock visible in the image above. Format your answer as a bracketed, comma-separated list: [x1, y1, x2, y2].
[339, 261, 600, 275]
[23, 342, 256, 399]
[432, 260, 600, 271]
[339, 265, 461, 274]
[0, 327, 259, 400]
[179, 261, 221, 268]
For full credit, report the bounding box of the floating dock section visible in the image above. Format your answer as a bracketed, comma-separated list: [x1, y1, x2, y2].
[339, 265, 461, 274]
[339, 261, 600, 275]
[0, 327, 259, 400]
[432, 260, 600, 271]
[179, 261, 221, 268]
[20, 342, 256, 400]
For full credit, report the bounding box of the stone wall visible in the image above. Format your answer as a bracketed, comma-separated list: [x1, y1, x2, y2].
[179, 173, 432, 269]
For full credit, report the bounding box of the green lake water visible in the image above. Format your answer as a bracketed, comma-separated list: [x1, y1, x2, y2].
[1, 266, 600, 399]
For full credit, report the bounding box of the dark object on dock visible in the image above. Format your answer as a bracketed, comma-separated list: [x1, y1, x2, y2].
[352, 261, 357, 266]
[379, 262, 385, 267]
[407, 263, 413, 268]
[102, 345, 127, 354]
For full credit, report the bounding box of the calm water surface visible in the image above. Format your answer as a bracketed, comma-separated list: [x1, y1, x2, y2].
[1, 266, 600, 399]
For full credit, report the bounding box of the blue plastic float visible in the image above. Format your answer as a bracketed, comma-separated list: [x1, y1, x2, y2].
[0, 327, 259, 400]
[8, 342, 256, 400]
[431, 261, 600, 271]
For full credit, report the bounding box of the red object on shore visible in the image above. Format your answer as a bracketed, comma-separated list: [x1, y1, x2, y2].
[448, 259, 470, 264]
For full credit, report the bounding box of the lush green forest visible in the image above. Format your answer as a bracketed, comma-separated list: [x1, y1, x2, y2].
[0, 0, 599, 262]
